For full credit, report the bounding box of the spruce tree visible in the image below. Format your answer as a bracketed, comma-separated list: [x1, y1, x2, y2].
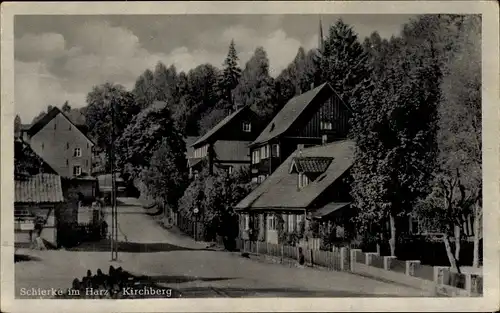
[320, 19, 369, 104]
[218, 40, 241, 110]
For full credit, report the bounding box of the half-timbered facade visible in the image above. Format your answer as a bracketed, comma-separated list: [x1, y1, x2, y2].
[248, 83, 351, 183]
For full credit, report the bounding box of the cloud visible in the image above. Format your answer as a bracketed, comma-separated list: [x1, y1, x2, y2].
[15, 32, 66, 62]
[15, 60, 87, 122]
[14, 21, 319, 121]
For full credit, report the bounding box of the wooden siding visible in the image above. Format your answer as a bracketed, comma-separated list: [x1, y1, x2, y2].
[291, 94, 350, 139]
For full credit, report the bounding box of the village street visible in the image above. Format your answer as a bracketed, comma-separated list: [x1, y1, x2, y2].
[15, 198, 434, 298]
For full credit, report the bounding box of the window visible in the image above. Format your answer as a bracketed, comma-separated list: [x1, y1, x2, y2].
[74, 148, 82, 157]
[66, 143, 69, 150]
[320, 120, 333, 130]
[242, 122, 252, 132]
[41, 143, 44, 150]
[252, 150, 260, 164]
[271, 144, 280, 158]
[66, 159, 69, 166]
[244, 214, 250, 231]
[69, 124, 71, 130]
[73, 166, 82, 176]
[296, 215, 304, 231]
[288, 214, 295, 232]
[267, 215, 276, 231]
[251, 177, 258, 183]
[298, 173, 310, 189]
[86, 159, 89, 167]
[87, 143, 89, 149]
[54, 122, 57, 130]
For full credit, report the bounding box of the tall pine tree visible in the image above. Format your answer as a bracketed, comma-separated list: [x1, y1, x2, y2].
[218, 40, 241, 111]
[320, 19, 369, 104]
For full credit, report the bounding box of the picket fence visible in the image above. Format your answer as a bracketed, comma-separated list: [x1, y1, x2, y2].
[236, 239, 349, 272]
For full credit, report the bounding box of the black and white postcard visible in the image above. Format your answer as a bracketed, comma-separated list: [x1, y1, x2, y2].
[1, 1, 499, 312]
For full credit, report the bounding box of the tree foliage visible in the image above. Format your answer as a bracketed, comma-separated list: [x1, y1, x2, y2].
[350, 32, 442, 255]
[233, 47, 277, 120]
[218, 39, 242, 109]
[178, 166, 255, 240]
[115, 102, 182, 178]
[415, 15, 482, 270]
[142, 137, 189, 210]
[85, 83, 140, 151]
[320, 19, 370, 104]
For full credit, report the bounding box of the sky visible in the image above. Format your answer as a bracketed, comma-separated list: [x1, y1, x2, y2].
[14, 14, 416, 122]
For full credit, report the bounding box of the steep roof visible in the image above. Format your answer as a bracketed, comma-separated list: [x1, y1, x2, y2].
[27, 107, 95, 145]
[192, 106, 249, 147]
[235, 140, 355, 210]
[250, 83, 330, 147]
[15, 173, 65, 204]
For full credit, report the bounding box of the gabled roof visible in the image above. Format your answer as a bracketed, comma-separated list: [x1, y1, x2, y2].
[290, 156, 333, 174]
[192, 105, 249, 147]
[27, 107, 95, 146]
[15, 173, 65, 204]
[235, 140, 355, 210]
[250, 83, 329, 147]
[15, 138, 58, 177]
[250, 83, 352, 147]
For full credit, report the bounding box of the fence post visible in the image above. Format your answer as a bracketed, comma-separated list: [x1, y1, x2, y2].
[383, 256, 397, 271]
[256, 240, 260, 254]
[339, 247, 347, 271]
[350, 249, 361, 272]
[465, 273, 472, 295]
[405, 260, 420, 276]
[281, 244, 284, 263]
[433, 266, 448, 285]
[365, 252, 379, 266]
[310, 249, 314, 267]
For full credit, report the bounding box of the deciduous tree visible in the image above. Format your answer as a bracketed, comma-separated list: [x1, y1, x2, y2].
[85, 83, 140, 154]
[233, 47, 277, 120]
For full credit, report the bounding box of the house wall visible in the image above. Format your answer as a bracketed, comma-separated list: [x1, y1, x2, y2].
[290, 93, 350, 140]
[250, 92, 350, 181]
[216, 109, 264, 142]
[29, 113, 93, 177]
[14, 203, 65, 247]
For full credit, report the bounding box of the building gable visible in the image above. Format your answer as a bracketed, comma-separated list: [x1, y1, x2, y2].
[28, 107, 95, 146]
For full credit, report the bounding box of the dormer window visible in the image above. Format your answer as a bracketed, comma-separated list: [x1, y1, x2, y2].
[242, 122, 251, 132]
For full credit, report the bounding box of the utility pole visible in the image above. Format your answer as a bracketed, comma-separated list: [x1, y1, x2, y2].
[110, 101, 118, 261]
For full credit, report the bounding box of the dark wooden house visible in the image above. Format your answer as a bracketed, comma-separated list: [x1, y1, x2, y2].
[189, 105, 265, 177]
[249, 83, 352, 183]
[235, 140, 356, 244]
